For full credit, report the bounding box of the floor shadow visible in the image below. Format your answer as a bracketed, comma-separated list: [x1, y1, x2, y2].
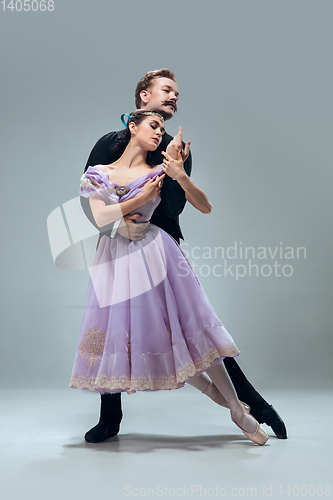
[63, 432, 267, 454]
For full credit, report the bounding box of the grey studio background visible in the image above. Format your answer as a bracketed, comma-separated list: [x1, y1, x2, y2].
[0, 1, 332, 499]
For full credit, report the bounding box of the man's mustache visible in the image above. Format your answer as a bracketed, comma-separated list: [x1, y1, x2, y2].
[162, 100, 177, 112]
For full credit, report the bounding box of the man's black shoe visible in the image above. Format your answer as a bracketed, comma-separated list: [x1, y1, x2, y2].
[85, 421, 120, 443]
[262, 404, 287, 439]
[84, 392, 122, 443]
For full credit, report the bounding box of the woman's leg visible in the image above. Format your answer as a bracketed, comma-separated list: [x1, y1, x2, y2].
[186, 373, 230, 408]
[205, 363, 259, 434]
[186, 373, 210, 392]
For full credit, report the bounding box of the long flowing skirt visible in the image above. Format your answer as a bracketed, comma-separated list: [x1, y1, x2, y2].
[69, 226, 240, 394]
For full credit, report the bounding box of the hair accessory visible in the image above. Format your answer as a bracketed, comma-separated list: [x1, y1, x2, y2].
[120, 113, 132, 128]
[140, 111, 165, 123]
[121, 110, 165, 128]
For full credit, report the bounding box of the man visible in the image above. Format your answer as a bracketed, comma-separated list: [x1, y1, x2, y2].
[81, 69, 287, 442]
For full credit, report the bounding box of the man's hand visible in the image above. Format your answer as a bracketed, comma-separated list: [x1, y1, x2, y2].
[116, 214, 150, 241]
[165, 126, 190, 162]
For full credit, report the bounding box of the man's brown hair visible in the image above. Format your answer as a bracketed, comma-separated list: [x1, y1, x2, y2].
[135, 69, 176, 109]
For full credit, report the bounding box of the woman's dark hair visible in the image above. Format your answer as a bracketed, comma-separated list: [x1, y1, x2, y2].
[111, 110, 164, 164]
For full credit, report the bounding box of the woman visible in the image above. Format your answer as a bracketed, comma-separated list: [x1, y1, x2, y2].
[70, 110, 268, 445]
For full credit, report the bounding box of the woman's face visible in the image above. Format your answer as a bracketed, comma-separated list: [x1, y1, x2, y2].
[131, 116, 165, 151]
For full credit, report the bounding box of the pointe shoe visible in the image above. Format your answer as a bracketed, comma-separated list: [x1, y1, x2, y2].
[203, 381, 251, 413]
[230, 411, 268, 445]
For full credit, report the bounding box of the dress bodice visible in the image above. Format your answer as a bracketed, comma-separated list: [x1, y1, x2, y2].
[80, 165, 163, 222]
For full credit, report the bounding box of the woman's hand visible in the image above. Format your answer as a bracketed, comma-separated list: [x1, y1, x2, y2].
[141, 174, 165, 201]
[161, 150, 186, 181]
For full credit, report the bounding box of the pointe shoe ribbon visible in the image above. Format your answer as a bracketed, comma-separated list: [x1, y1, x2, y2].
[202, 381, 251, 413]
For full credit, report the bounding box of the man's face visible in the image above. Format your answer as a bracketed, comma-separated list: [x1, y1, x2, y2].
[141, 77, 179, 120]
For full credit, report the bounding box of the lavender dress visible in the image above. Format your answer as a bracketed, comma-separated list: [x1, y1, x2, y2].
[69, 165, 240, 394]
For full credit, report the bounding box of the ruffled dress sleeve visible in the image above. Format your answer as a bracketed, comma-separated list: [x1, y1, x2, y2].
[80, 166, 109, 199]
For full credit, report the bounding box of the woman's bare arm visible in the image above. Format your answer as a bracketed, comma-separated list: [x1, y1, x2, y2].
[89, 194, 144, 228]
[89, 174, 165, 228]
